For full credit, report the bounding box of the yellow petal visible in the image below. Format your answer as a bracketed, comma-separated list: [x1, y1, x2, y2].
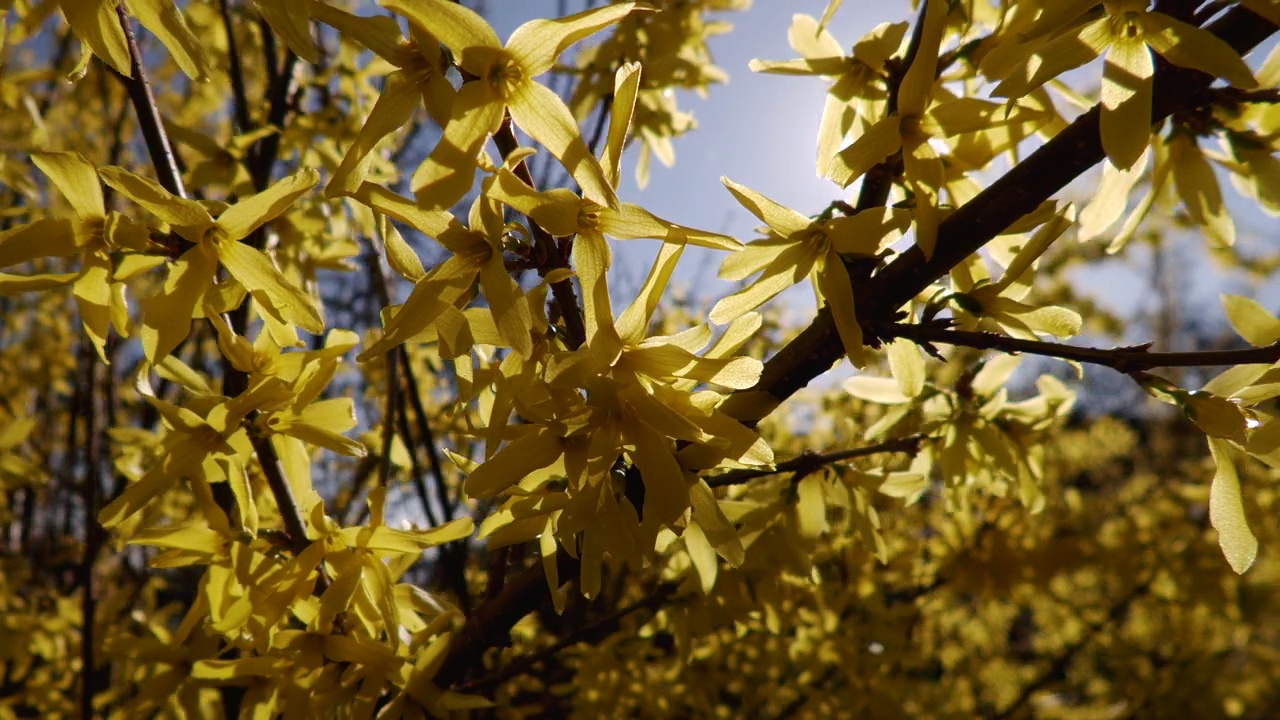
[1222, 294, 1280, 347]
[895, 0, 946, 116]
[0, 218, 79, 267]
[1100, 37, 1154, 171]
[309, 2, 404, 63]
[32, 151, 104, 220]
[357, 255, 476, 359]
[720, 177, 812, 238]
[885, 338, 925, 398]
[1208, 437, 1257, 574]
[627, 418, 688, 527]
[100, 166, 213, 228]
[815, 261, 864, 366]
[828, 115, 903, 187]
[380, 217, 425, 282]
[478, 253, 533, 357]
[506, 2, 637, 76]
[603, 203, 742, 252]
[355, 182, 462, 240]
[140, 247, 218, 362]
[602, 62, 641, 190]
[574, 232, 623, 365]
[992, 18, 1110, 99]
[616, 241, 683, 343]
[509, 80, 618, 208]
[708, 243, 816, 325]
[466, 428, 563, 497]
[411, 81, 504, 210]
[99, 435, 205, 528]
[255, 0, 318, 64]
[218, 168, 319, 241]
[0, 271, 80, 292]
[381, 0, 501, 72]
[217, 240, 323, 334]
[328, 71, 421, 198]
[1144, 12, 1257, 89]
[1169, 133, 1233, 247]
[130, 0, 212, 81]
[61, 0, 132, 76]
[625, 344, 762, 390]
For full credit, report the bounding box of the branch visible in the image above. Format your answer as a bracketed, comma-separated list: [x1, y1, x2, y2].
[112, 6, 186, 198]
[718, 6, 1280, 425]
[458, 583, 680, 694]
[885, 322, 1280, 373]
[434, 551, 582, 688]
[706, 433, 930, 488]
[491, 117, 587, 350]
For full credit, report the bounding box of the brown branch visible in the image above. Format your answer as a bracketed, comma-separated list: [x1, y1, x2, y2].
[491, 117, 587, 350]
[884, 322, 1280, 374]
[434, 551, 581, 688]
[112, 6, 186, 198]
[718, 5, 1280, 426]
[459, 583, 681, 694]
[707, 433, 931, 488]
[220, 0, 254, 134]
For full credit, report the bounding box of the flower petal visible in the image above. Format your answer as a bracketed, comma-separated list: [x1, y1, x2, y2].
[32, 151, 104, 220]
[411, 81, 505, 210]
[506, 2, 637, 77]
[1100, 37, 1154, 170]
[827, 115, 903, 187]
[1144, 12, 1257, 89]
[720, 177, 812, 238]
[328, 71, 421, 198]
[217, 240, 323, 334]
[0, 218, 79, 267]
[509, 80, 618, 208]
[140, 247, 218, 362]
[99, 167, 213, 228]
[218, 168, 319, 240]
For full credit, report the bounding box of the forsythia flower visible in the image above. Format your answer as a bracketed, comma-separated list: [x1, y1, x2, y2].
[991, 0, 1257, 170]
[0, 151, 158, 360]
[381, 0, 640, 209]
[100, 166, 324, 361]
[709, 179, 910, 366]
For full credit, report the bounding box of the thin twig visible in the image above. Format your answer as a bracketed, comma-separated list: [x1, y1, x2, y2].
[707, 433, 931, 488]
[884, 322, 1280, 374]
[220, 0, 254, 133]
[112, 6, 186, 198]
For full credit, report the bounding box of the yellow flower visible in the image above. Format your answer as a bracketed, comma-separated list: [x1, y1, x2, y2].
[99, 166, 324, 362]
[315, 2, 455, 197]
[750, 14, 907, 177]
[484, 63, 741, 348]
[948, 206, 1082, 340]
[828, 0, 1045, 257]
[60, 0, 211, 81]
[352, 183, 534, 360]
[0, 151, 157, 360]
[380, 0, 640, 209]
[992, 0, 1257, 170]
[709, 178, 910, 366]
